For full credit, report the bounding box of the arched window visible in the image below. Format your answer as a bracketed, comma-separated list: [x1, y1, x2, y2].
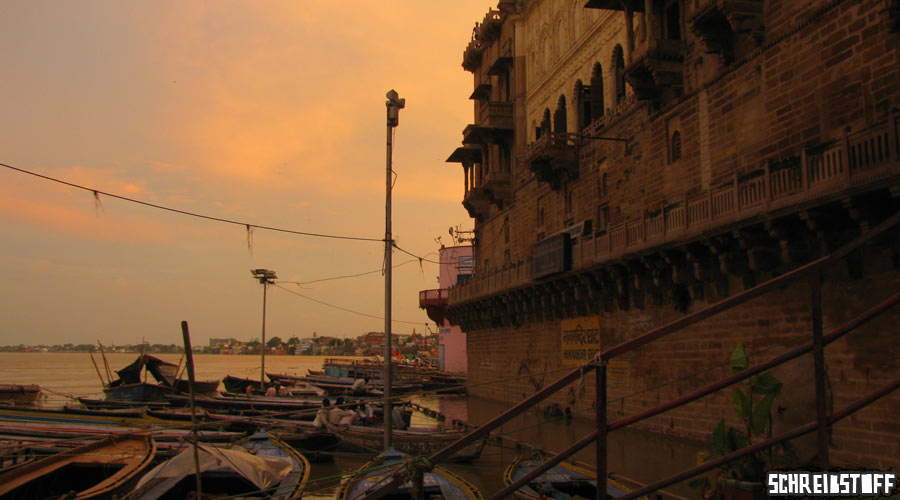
[590, 62, 605, 120]
[665, 0, 681, 40]
[613, 45, 626, 105]
[670, 130, 682, 163]
[554, 95, 567, 136]
[574, 80, 591, 131]
[540, 108, 552, 139]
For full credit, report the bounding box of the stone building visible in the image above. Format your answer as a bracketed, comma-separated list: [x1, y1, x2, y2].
[447, 0, 899, 469]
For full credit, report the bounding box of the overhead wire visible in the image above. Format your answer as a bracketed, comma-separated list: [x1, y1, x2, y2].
[0, 161, 383, 242]
[280, 258, 424, 286]
[272, 284, 429, 326]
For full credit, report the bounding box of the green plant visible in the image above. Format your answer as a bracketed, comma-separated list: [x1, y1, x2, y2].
[690, 343, 788, 496]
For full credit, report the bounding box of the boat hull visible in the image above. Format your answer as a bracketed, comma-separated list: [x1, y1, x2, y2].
[0, 434, 156, 500]
[325, 420, 486, 462]
[502, 450, 633, 500]
[104, 383, 175, 403]
[337, 450, 484, 500]
[0, 384, 41, 405]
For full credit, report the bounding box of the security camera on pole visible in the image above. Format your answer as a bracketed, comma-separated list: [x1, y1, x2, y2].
[384, 89, 404, 451]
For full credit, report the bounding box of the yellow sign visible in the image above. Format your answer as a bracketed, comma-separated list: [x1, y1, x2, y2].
[561, 316, 600, 365]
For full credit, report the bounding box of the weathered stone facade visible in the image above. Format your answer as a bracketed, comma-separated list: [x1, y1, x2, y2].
[447, 0, 899, 469]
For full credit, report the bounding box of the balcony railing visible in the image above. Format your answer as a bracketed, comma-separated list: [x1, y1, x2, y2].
[478, 100, 514, 129]
[525, 132, 582, 189]
[448, 113, 899, 304]
[419, 288, 448, 307]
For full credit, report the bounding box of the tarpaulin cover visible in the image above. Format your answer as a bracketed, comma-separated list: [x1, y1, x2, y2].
[110, 355, 178, 387]
[134, 444, 293, 492]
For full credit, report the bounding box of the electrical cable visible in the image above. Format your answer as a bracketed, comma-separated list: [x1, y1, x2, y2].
[279, 258, 424, 286]
[272, 284, 429, 326]
[0, 161, 383, 242]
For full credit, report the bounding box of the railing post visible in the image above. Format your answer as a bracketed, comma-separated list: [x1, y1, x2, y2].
[801, 147, 809, 190]
[810, 270, 830, 468]
[596, 360, 608, 500]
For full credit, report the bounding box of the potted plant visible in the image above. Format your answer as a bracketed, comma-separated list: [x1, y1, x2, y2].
[691, 343, 791, 500]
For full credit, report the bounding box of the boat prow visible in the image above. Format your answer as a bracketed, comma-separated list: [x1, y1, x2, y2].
[0, 433, 156, 500]
[336, 449, 484, 500]
[503, 449, 636, 500]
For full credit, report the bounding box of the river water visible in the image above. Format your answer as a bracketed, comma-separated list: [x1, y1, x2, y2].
[0, 352, 703, 499]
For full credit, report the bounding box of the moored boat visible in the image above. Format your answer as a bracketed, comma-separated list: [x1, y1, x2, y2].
[336, 449, 484, 500]
[222, 374, 271, 394]
[104, 355, 180, 403]
[0, 434, 156, 500]
[125, 431, 309, 500]
[324, 419, 487, 462]
[502, 449, 635, 500]
[173, 377, 220, 396]
[0, 384, 41, 406]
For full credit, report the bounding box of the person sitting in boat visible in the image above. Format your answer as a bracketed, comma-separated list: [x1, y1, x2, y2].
[277, 385, 290, 397]
[265, 385, 278, 397]
[245, 384, 254, 396]
[350, 378, 366, 393]
[391, 404, 408, 430]
[356, 402, 375, 425]
[329, 397, 357, 426]
[313, 397, 332, 429]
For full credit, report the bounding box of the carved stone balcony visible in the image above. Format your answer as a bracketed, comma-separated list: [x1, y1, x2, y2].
[479, 9, 503, 42]
[462, 118, 513, 146]
[463, 186, 492, 221]
[477, 101, 514, 130]
[624, 38, 685, 101]
[525, 132, 581, 190]
[462, 38, 484, 72]
[690, 0, 765, 55]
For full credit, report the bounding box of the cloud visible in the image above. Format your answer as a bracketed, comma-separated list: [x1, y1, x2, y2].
[0, 192, 174, 245]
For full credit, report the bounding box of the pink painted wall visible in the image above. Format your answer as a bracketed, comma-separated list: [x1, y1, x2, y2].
[437, 245, 472, 373]
[438, 245, 473, 288]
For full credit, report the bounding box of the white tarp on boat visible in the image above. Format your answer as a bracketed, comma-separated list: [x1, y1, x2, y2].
[135, 444, 292, 491]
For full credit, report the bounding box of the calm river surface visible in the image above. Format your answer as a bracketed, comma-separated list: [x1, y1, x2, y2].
[0, 352, 702, 499]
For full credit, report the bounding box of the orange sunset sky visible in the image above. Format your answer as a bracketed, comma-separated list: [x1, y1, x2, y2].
[0, 2, 494, 346]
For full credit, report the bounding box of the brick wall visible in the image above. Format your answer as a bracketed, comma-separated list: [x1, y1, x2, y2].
[467, 248, 899, 470]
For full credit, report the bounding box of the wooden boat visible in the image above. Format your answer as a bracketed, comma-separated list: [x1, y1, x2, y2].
[78, 397, 171, 410]
[0, 434, 156, 500]
[324, 419, 486, 462]
[104, 355, 180, 402]
[0, 420, 240, 443]
[0, 384, 41, 405]
[336, 449, 484, 500]
[222, 374, 272, 394]
[173, 377, 220, 396]
[125, 431, 309, 500]
[165, 393, 322, 414]
[0, 403, 165, 426]
[502, 449, 635, 500]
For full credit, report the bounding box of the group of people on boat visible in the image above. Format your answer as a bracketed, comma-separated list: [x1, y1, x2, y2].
[312, 397, 408, 430]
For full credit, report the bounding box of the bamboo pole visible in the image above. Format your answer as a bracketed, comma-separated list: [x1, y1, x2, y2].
[89, 352, 106, 388]
[180, 321, 202, 498]
[97, 340, 113, 382]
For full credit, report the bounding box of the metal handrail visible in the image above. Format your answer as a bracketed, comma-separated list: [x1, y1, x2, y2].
[359, 211, 900, 500]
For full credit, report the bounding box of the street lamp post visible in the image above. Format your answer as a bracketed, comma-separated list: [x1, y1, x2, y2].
[251, 268, 277, 392]
[384, 89, 405, 451]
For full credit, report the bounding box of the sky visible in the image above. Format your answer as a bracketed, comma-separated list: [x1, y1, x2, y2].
[0, 1, 491, 346]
